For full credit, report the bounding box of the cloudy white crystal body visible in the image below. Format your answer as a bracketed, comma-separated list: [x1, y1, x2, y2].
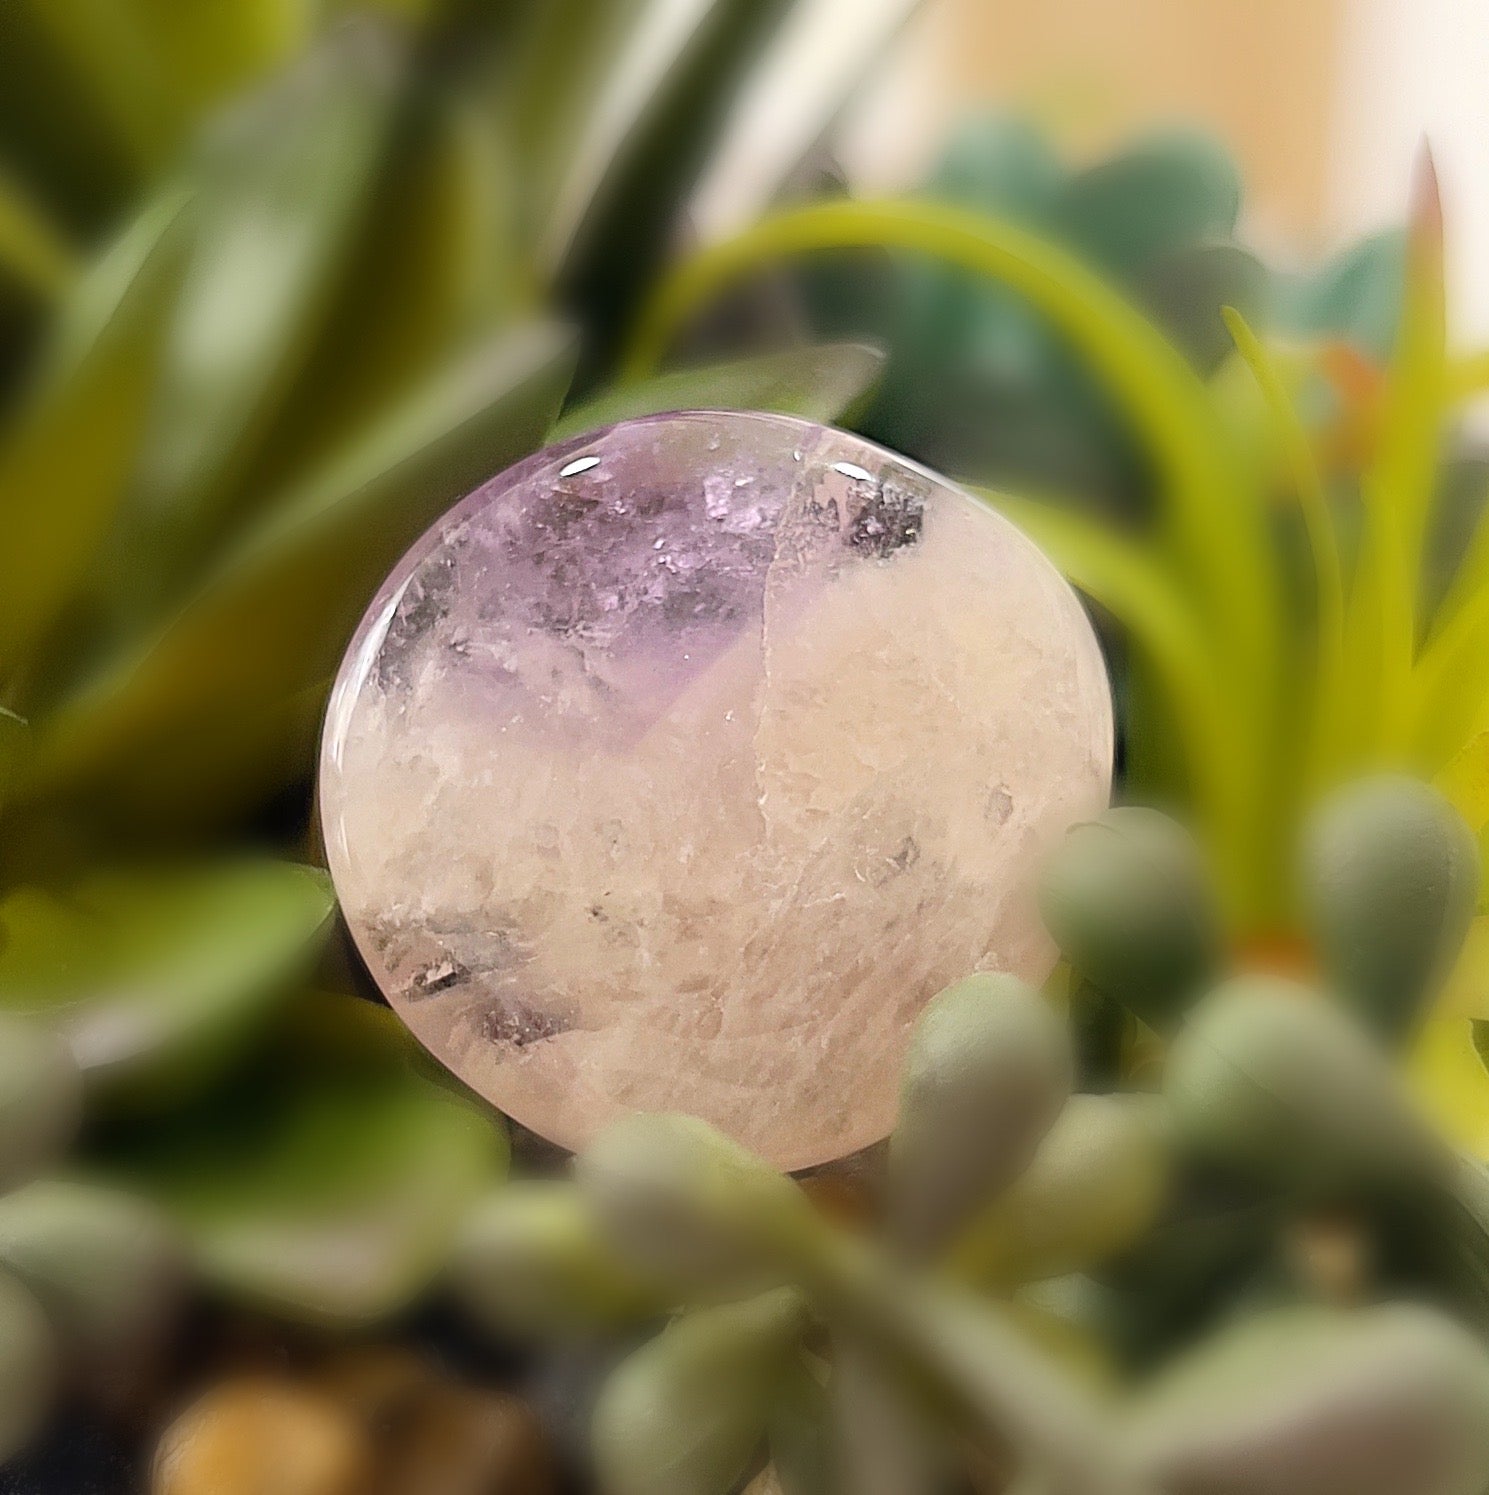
[320, 411, 1112, 1169]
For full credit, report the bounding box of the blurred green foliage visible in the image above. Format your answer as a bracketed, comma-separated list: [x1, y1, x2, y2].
[5, 10, 1489, 1486]
[0, 0, 892, 1358]
[450, 795, 1489, 1494]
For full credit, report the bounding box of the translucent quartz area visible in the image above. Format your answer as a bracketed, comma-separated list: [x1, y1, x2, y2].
[320, 412, 1113, 1168]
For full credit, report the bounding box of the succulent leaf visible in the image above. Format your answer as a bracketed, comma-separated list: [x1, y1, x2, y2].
[447, 1180, 657, 1340]
[592, 1289, 810, 1495]
[1303, 775, 1481, 1043]
[0, 1012, 82, 1194]
[576, 1113, 823, 1295]
[1123, 1303, 1489, 1495]
[890, 972, 1073, 1258]
[1166, 976, 1446, 1195]
[0, 1179, 184, 1396]
[0, 1267, 57, 1465]
[948, 1094, 1170, 1287]
[1040, 807, 1224, 1035]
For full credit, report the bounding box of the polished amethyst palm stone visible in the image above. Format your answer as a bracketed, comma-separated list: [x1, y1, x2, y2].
[320, 411, 1112, 1168]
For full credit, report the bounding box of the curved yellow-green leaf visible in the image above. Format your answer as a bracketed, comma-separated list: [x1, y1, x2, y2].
[623, 198, 1274, 696]
[1221, 306, 1343, 788]
[1435, 731, 1489, 833]
[1366, 156, 1445, 758]
[1439, 917, 1489, 1022]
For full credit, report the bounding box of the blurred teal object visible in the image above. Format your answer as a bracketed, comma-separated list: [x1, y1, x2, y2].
[804, 113, 1403, 517]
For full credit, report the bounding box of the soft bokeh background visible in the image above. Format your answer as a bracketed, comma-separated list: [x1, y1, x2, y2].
[6, 1, 1489, 1491]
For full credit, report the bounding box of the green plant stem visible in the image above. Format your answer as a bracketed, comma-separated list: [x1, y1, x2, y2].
[1368, 153, 1446, 760]
[1221, 308, 1344, 798]
[623, 197, 1283, 920]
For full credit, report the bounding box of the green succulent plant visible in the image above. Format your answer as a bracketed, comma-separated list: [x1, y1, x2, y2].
[445, 780, 1489, 1495]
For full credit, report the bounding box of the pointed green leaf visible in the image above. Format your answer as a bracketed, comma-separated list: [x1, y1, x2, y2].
[102, 992, 508, 1325]
[240, 85, 524, 499]
[0, 189, 188, 680]
[551, 342, 884, 441]
[103, 22, 403, 616]
[0, 861, 335, 1110]
[31, 322, 574, 797]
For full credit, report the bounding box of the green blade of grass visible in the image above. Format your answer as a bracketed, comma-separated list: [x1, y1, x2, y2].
[234, 84, 527, 501]
[554, 0, 802, 375]
[1361, 149, 1447, 758]
[1221, 306, 1344, 789]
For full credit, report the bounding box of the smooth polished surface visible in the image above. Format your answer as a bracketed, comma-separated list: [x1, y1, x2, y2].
[321, 411, 1112, 1168]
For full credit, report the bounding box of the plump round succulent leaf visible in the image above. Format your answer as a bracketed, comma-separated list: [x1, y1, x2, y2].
[1166, 976, 1445, 1195]
[948, 1093, 1170, 1287]
[1123, 1302, 1489, 1495]
[1040, 807, 1223, 1034]
[0, 1267, 57, 1465]
[0, 1011, 83, 1192]
[1303, 775, 1481, 1044]
[1052, 128, 1243, 279]
[575, 1114, 822, 1295]
[890, 972, 1073, 1256]
[591, 1289, 809, 1495]
[447, 1181, 656, 1341]
[98, 992, 508, 1327]
[0, 1179, 184, 1397]
[0, 860, 335, 1112]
